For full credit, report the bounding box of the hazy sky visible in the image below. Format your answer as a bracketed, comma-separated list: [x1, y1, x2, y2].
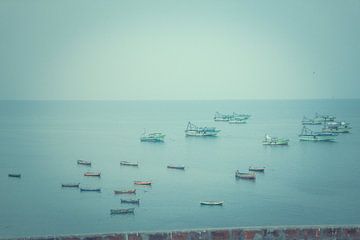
[0, 0, 359, 100]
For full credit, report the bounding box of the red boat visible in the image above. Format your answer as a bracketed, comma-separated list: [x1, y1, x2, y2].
[134, 181, 151, 186]
[114, 189, 136, 194]
[84, 172, 101, 177]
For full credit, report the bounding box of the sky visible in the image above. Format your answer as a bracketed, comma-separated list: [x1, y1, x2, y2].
[0, 0, 359, 100]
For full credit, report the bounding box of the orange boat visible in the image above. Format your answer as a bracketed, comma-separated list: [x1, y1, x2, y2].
[134, 181, 151, 186]
[84, 172, 101, 177]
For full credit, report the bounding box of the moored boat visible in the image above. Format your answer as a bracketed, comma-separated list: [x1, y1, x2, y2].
[249, 166, 265, 172]
[185, 122, 220, 137]
[322, 121, 351, 133]
[299, 126, 337, 141]
[110, 208, 135, 215]
[120, 161, 139, 167]
[62, 183, 80, 188]
[80, 188, 101, 192]
[134, 181, 152, 186]
[121, 199, 140, 204]
[77, 160, 91, 166]
[84, 172, 101, 177]
[235, 171, 256, 180]
[262, 134, 289, 145]
[114, 189, 136, 194]
[8, 174, 21, 178]
[228, 118, 247, 124]
[140, 131, 165, 142]
[167, 165, 185, 170]
[200, 201, 224, 206]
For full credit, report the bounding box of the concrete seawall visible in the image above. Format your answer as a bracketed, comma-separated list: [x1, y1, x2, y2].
[6, 225, 360, 240]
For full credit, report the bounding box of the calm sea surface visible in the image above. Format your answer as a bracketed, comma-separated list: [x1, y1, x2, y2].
[0, 100, 359, 237]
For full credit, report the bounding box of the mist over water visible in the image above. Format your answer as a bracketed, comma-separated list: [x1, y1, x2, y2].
[0, 100, 359, 237]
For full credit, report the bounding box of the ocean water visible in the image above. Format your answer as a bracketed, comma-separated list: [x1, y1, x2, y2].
[0, 100, 359, 238]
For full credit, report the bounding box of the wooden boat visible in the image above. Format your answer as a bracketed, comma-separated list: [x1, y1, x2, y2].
[121, 199, 140, 204]
[84, 172, 101, 177]
[134, 181, 151, 186]
[77, 160, 91, 166]
[8, 174, 21, 178]
[235, 171, 256, 180]
[248, 166, 265, 172]
[110, 208, 135, 215]
[114, 189, 136, 194]
[120, 161, 139, 167]
[80, 188, 101, 192]
[61, 183, 80, 188]
[200, 201, 224, 206]
[167, 165, 185, 170]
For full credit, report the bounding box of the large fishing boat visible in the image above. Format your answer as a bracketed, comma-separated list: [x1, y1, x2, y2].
[322, 121, 351, 133]
[299, 126, 337, 141]
[140, 131, 165, 142]
[185, 122, 220, 137]
[262, 134, 289, 145]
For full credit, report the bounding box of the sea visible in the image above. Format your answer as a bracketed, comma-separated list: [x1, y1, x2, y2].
[0, 100, 359, 238]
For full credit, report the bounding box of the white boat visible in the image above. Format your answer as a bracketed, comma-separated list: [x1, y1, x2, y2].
[235, 171, 256, 180]
[299, 126, 337, 141]
[140, 131, 165, 142]
[214, 112, 250, 122]
[322, 121, 351, 133]
[185, 122, 220, 137]
[262, 134, 289, 145]
[228, 117, 247, 124]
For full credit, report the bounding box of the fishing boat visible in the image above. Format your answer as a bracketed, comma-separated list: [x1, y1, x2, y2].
[134, 181, 152, 186]
[299, 126, 337, 141]
[233, 112, 251, 119]
[214, 112, 231, 121]
[200, 201, 224, 206]
[121, 199, 140, 204]
[167, 165, 185, 170]
[228, 117, 247, 124]
[8, 174, 21, 178]
[110, 208, 135, 215]
[120, 161, 139, 167]
[235, 171, 256, 180]
[322, 121, 351, 133]
[314, 113, 336, 122]
[77, 160, 91, 166]
[114, 189, 136, 194]
[301, 116, 322, 125]
[262, 134, 289, 145]
[185, 122, 220, 137]
[84, 172, 101, 177]
[249, 166, 265, 172]
[80, 188, 101, 192]
[140, 131, 165, 142]
[61, 183, 80, 188]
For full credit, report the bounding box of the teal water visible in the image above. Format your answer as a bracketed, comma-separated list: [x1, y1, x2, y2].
[0, 100, 359, 238]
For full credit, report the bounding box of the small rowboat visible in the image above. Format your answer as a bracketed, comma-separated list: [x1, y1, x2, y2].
[62, 183, 80, 188]
[200, 201, 224, 206]
[121, 199, 140, 204]
[77, 160, 91, 166]
[84, 172, 101, 177]
[110, 208, 135, 215]
[120, 161, 139, 167]
[134, 181, 151, 186]
[80, 188, 101, 192]
[8, 174, 21, 178]
[114, 189, 136, 194]
[167, 165, 185, 170]
[235, 171, 256, 180]
[248, 166, 265, 172]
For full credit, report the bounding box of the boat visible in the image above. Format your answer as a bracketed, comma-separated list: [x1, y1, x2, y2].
[302, 113, 336, 125]
[322, 121, 351, 133]
[8, 174, 21, 178]
[121, 199, 140, 204]
[140, 131, 165, 142]
[228, 117, 247, 124]
[120, 161, 139, 167]
[214, 112, 250, 122]
[80, 188, 101, 192]
[299, 126, 337, 141]
[185, 122, 220, 137]
[200, 201, 224, 206]
[77, 160, 91, 166]
[235, 171, 256, 180]
[301, 116, 322, 125]
[110, 208, 135, 215]
[249, 166, 265, 172]
[61, 183, 80, 188]
[167, 165, 185, 170]
[262, 134, 289, 145]
[134, 181, 152, 186]
[114, 189, 136, 194]
[84, 172, 101, 177]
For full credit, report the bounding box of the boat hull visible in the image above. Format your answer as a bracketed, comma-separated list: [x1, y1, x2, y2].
[200, 201, 224, 206]
[8, 174, 21, 178]
[299, 135, 336, 141]
[110, 208, 135, 215]
[114, 190, 136, 194]
[121, 199, 140, 204]
[62, 183, 80, 188]
[167, 166, 185, 170]
[134, 181, 152, 186]
[80, 188, 101, 192]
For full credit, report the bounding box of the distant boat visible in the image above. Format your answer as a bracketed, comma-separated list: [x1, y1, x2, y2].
[84, 172, 101, 177]
[228, 118, 247, 124]
[299, 126, 337, 141]
[134, 181, 151, 186]
[301, 116, 322, 125]
[249, 166, 265, 172]
[322, 121, 351, 133]
[214, 112, 250, 122]
[61, 183, 80, 188]
[120, 161, 139, 167]
[121, 199, 140, 204]
[80, 188, 101, 192]
[114, 189, 136, 194]
[200, 201, 224, 206]
[262, 134, 289, 145]
[167, 165, 185, 170]
[140, 131, 165, 142]
[77, 160, 91, 166]
[302, 113, 336, 125]
[110, 208, 135, 215]
[235, 171, 256, 180]
[8, 174, 21, 178]
[185, 122, 220, 137]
